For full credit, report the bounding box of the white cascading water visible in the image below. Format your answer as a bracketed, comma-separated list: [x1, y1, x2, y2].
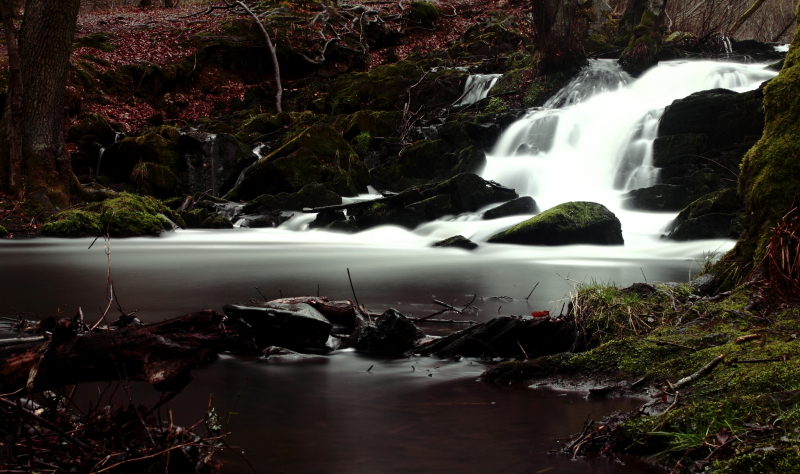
[480, 59, 777, 248]
[457, 74, 502, 105]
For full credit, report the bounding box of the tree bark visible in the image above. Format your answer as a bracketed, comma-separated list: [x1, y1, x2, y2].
[0, 0, 23, 196]
[0, 311, 232, 394]
[728, 0, 768, 37]
[17, 0, 81, 214]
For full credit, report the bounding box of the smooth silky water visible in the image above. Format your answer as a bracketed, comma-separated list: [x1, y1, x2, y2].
[0, 59, 778, 473]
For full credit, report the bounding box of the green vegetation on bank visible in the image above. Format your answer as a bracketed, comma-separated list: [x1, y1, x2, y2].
[484, 280, 800, 473]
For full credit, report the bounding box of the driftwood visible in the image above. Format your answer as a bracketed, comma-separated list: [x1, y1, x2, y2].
[413, 315, 575, 358]
[0, 310, 232, 394]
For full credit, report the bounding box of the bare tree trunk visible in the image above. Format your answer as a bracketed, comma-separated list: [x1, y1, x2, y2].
[18, 0, 81, 214]
[235, 1, 282, 113]
[728, 0, 769, 36]
[0, 0, 23, 196]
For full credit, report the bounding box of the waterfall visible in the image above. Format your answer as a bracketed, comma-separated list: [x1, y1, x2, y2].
[96, 148, 105, 175]
[481, 60, 777, 219]
[457, 74, 502, 106]
[233, 144, 268, 190]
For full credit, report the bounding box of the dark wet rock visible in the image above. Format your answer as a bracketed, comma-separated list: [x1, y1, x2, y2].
[223, 302, 333, 350]
[353, 173, 518, 230]
[452, 145, 487, 175]
[732, 39, 786, 62]
[372, 139, 454, 192]
[243, 184, 342, 214]
[351, 308, 424, 354]
[667, 188, 742, 240]
[262, 346, 326, 360]
[652, 133, 710, 168]
[483, 196, 538, 220]
[239, 211, 291, 228]
[488, 201, 623, 246]
[689, 273, 717, 295]
[324, 219, 359, 233]
[622, 184, 693, 212]
[652, 87, 766, 202]
[413, 316, 574, 358]
[178, 131, 258, 197]
[432, 235, 478, 250]
[176, 207, 234, 229]
[310, 209, 347, 229]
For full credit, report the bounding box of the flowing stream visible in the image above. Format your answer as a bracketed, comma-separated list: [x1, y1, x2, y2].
[0, 59, 780, 473]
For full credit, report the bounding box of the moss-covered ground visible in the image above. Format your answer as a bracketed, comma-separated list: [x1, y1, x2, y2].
[484, 280, 800, 473]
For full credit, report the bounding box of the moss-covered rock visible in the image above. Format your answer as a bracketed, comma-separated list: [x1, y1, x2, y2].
[128, 162, 180, 198]
[431, 235, 478, 250]
[488, 201, 623, 245]
[242, 183, 342, 213]
[733, 5, 800, 271]
[177, 207, 234, 229]
[100, 126, 181, 183]
[618, 11, 663, 76]
[667, 188, 743, 241]
[38, 194, 172, 238]
[372, 139, 454, 192]
[228, 123, 369, 200]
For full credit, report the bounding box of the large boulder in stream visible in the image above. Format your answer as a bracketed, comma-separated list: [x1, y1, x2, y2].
[242, 183, 342, 213]
[223, 302, 333, 350]
[622, 184, 692, 211]
[488, 201, 623, 246]
[666, 188, 743, 241]
[351, 308, 424, 354]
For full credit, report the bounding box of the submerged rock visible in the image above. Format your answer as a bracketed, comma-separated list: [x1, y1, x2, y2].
[488, 201, 623, 246]
[483, 196, 538, 219]
[223, 302, 333, 350]
[432, 235, 478, 250]
[352, 308, 424, 354]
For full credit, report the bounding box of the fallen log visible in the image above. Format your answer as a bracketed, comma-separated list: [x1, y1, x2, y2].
[412, 315, 575, 358]
[0, 310, 232, 394]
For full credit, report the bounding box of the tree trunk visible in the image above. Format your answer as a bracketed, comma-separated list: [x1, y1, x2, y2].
[18, 0, 81, 214]
[235, 1, 282, 113]
[0, 0, 23, 196]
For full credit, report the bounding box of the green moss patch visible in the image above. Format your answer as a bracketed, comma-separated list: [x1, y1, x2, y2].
[39, 194, 171, 238]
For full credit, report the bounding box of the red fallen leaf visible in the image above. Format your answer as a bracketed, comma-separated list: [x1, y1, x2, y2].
[531, 311, 549, 318]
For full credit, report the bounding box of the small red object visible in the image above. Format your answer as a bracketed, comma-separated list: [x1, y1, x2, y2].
[531, 310, 550, 318]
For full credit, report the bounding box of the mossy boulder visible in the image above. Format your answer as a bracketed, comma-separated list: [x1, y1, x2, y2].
[128, 162, 180, 198]
[242, 183, 342, 213]
[488, 201, 623, 246]
[325, 59, 466, 115]
[432, 235, 478, 250]
[667, 188, 743, 241]
[372, 139, 456, 192]
[39, 194, 172, 238]
[483, 196, 538, 220]
[228, 124, 369, 201]
[100, 126, 181, 183]
[177, 207, 234, 229]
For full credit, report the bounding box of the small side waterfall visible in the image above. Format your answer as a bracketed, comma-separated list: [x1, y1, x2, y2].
[457, 74, 502, 106]
[482, 60, 777, 215]
[96, 148, 106, 175]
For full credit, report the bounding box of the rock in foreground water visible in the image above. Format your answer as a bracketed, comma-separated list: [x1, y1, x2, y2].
[488, 201, 623, 246]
